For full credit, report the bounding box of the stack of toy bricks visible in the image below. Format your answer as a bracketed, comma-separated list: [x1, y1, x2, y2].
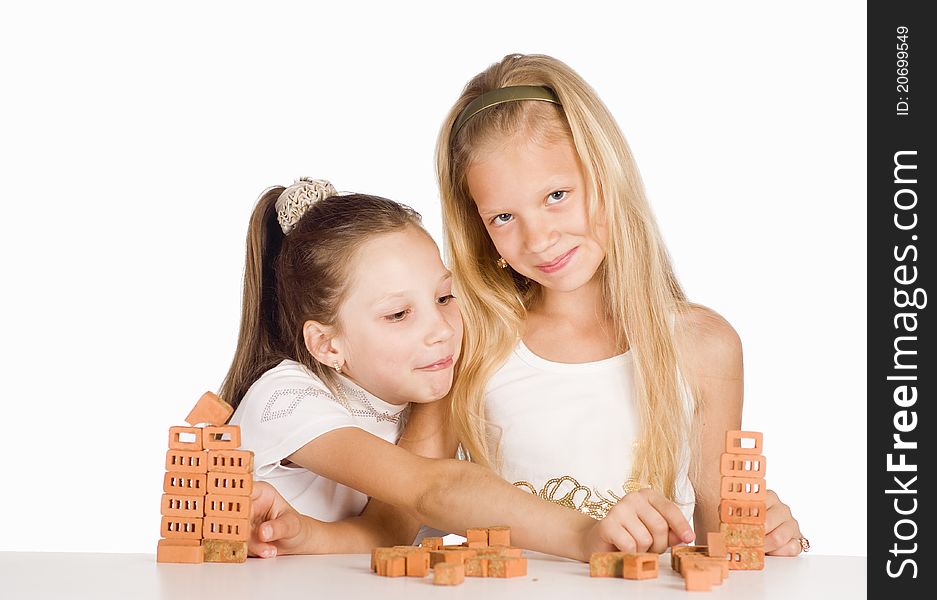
[371, 526, 527, 586]
[157, 391, 254, 564]
[720, 430, 766, 571]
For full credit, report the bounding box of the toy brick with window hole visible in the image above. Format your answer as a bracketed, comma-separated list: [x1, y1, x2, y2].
[168, 426, 203, 451]
[720, 499, 767, 525]
[202, 425, 241, 450]
[721, 476, 767, 501]
[726, 546, 765, 570]
[207, 472, 252, 495]
[621, 553, 658, 580]
[165, 449, 208, 473]
[205, 494, 251, 519]
[161, 516, 203, 540]
[725, 431, 763, 455]
[207, 449, 253, 473]
[203, 516, 250, 541]
[163, 472, 207, 496]
[720, 452, 766, 478]
[161, 494, 204, 518]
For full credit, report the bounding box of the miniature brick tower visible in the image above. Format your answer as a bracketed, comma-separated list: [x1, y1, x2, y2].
[719, 430, 767, 570]
[157, 391, 254, 564]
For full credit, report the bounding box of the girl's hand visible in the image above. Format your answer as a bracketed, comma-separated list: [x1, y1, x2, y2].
[581, 488, 696, 557]
[248, 481, 313, 558]
[763, 489, 806, 556]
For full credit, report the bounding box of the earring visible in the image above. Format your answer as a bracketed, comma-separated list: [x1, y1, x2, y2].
[497, 257, 508, 269]
[332, 361, 342, 374]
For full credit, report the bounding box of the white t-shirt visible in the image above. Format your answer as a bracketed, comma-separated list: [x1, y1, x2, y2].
[229, 359, 408, 522]
[485, 339, 697, 523]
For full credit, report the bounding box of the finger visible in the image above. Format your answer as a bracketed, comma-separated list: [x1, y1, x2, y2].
[767, 536, 803, 557]
[604, 526, 638, 554]
[668, 530, 687, 548]
[764, 518, 800, 554]
[764, 500, 792, 533]
[259, 514, 303, 544]
[647, 495, 694, 543]
[248, 540, 278, 559]
[634, 504, 673, 554]
[619, 510, 655, 553]
[763, 488, 780, 508]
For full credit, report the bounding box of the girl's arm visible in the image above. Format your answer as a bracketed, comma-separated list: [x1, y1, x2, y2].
[675, 304, 744, 539]
[250, 397, 456, 557]
[253, 422, 694, 561]
[677, 304, 804, 555]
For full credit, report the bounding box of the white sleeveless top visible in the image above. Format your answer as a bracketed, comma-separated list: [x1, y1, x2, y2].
[485, 339, 696, 522]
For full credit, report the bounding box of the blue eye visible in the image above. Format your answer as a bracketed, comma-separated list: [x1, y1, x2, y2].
[491, 213, 513, 226]
[547, 190, 567, 204]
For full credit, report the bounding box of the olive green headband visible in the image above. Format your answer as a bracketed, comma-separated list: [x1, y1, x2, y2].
[451, 85, 561, 140]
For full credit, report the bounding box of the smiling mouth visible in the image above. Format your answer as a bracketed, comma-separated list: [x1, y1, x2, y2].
[536, 247, 578, 271]
[417, 356, 453, 370]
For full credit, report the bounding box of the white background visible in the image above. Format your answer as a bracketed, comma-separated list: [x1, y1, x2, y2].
[0, 2, 866, 556]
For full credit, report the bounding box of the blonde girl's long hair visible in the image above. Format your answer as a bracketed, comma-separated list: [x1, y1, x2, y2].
[218, 186, 424, 411]
[436, 54, 699, 501]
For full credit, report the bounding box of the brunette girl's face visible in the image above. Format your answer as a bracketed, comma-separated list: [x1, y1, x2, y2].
[332, 226, 463, 405]
[465, 130, 608, 294]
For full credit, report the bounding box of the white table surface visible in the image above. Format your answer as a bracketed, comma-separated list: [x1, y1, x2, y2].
[0, 551, 865, 599]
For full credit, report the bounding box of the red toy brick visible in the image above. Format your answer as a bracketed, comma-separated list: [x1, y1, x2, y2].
[202, 425, 241, 450]
[207, 449, 253, 473]
[160, 516, 202, 540]
[726, 546, 765, 570]
[487, 526, 511, 547]
[163, 472, 207, 496]
[185, 391, 234, 427]
[720, 499, 767, 524]
[725, 430, 763, 455]
[707, 532, 727, 559]
[205, 494, 251, 519]
[721, 476, 767, 501]
[156, 538, 203, 563]
[168, 426, 203, 451]
[161, 493, 204, 518]
[165, 450, 208, 474]
[622, 553, 658, 580]
[207, 472, 253, 496]
[203, 516, 250, 541]
[720, 452, 766, 478]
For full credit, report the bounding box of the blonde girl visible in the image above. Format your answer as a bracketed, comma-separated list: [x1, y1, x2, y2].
[227, 178, 694, 559]
[436, 53, 805, 555]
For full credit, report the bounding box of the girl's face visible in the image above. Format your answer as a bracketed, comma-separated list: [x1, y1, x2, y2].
[465, 131, 608, 294]
[333, 226, 463, 405]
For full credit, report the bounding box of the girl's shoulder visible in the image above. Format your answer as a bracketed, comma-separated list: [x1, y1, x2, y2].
[243, 358, 331, 402]
[672, 303, 742, 380]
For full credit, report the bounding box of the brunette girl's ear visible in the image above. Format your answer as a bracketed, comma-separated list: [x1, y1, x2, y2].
[302, 320, 343, 368]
